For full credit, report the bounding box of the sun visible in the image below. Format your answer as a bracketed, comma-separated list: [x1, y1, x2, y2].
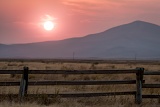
[43, 21, 55, 31]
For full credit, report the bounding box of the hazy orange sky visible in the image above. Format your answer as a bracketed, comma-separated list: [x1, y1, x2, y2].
[0, 0, 160, 44]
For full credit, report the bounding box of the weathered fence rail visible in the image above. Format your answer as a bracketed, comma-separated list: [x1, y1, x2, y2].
[0, 69, 139, 74]
[144, 71, 160, 75]
[142, 70, 160, 99]
[0, 67, 160, 104]
[0, 80, 140, 86]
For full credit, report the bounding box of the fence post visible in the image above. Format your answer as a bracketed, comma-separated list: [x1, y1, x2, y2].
[19, 66, 29, 100]
[135, 67, 144, 104]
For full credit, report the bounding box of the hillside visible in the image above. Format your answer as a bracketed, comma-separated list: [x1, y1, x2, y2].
[0, 21, 160, 59]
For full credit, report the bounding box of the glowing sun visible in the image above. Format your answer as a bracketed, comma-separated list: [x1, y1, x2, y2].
[43, 21, 55, 31]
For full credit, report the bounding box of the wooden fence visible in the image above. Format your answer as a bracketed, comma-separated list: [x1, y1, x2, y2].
[0, 67, 160, 104]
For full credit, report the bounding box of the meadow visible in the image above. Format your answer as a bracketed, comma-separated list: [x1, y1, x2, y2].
[0, 59, 160, 107]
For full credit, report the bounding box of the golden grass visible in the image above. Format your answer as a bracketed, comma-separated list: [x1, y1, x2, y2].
[0, 60, 160, 106]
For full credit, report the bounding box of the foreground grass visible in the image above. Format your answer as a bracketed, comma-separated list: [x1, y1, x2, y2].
[0, 60, 160, 106]
[0, 97, 160, 107]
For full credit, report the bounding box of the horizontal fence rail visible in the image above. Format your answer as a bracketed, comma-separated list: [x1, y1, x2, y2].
[0, 67, 159, 104]
[142, 95, 160, 98]
[142, 70, 160, 100]
[0, 91, 136, 98]
[0, 69, 139, 74]
[142, 84, 160, 88]
[144, 71, 160, 75]
[0, 80, 146, 86]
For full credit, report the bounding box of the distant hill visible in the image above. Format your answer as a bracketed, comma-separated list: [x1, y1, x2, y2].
[0, 20, 160, 59]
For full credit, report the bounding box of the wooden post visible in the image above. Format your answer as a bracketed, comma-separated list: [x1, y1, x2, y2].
[135, 67, 144, 104]
[24, 66, 29, 95]
[19, 67, 29, 100]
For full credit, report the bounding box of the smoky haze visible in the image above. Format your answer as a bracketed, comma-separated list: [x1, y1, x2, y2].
[0, 0, 160, 44]
[0, 21, 160, 59]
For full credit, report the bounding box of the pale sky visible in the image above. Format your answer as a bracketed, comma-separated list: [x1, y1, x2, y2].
[0, 0, 160, 44]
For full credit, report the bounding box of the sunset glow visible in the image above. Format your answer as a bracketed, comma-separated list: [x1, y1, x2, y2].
[0, 0, 160, 44]
[43, 21, 55, 31]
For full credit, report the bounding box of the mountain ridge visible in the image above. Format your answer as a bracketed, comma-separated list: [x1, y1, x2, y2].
[1, 20, 157, 45]
[0, 20, 160, 59]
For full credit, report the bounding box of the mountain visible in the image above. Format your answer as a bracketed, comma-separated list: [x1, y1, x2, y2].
[0, 20, 160, 59]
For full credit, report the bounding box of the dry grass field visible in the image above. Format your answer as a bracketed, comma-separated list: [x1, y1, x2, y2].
[0, 60, 160, 107]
